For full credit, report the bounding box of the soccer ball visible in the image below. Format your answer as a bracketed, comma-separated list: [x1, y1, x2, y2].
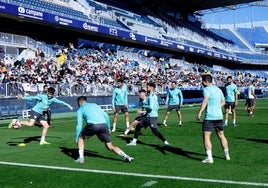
[12, 119, 21, 129]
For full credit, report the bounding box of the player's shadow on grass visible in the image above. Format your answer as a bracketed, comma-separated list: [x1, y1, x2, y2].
[118, 136, 207, 161]
[187, 121, 203, 125]
[258, 122, 268, 126]
[140, 141, 206, 161]
[7, 135, 61, 146]
[112, 128, 126, 133]
[116, 135, 134, 143]
[59, 147, 123, 162]
[236, 137, 268, 144]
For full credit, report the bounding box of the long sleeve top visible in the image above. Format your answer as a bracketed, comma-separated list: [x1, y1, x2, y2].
[75, 103, 110, 142]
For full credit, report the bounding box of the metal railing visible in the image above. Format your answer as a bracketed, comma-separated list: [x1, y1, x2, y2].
[0, 83, 168, 97]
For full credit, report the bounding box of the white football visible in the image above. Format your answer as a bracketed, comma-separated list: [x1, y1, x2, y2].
[12, 119, 21, 129]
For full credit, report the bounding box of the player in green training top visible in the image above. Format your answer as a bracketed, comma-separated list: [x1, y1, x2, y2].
[163, 81, 184, 127]
[127, 82, 171, 147]
[74, 96, 133, 163]
[118, 88, 148, 137]
[41, 85, 52, 127]
[196, 74, 230, 164]
[9, 87, 73, 145]
[223, 76, 239, 127]
[111, 79, 129, 132]
[247, 79, 258, 117]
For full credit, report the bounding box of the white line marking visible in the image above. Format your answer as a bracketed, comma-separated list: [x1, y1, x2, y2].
[142, 181, 158, 187]
[0, 161, 267, 187]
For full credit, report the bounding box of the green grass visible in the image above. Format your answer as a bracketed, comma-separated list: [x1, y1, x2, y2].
[0, 99, 267, 188]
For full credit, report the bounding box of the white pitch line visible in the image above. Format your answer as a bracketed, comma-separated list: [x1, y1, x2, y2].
[0, 161, 267, 187]
[142, 181, 158, 187]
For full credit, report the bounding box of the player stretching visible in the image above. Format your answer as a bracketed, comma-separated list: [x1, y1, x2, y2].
[74, 96, 133, 163]
[118, 88, 147, 137]
[127, 82, 171, 147]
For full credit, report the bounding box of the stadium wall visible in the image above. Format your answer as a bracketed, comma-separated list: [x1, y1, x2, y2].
[0, 91, 205, 119]
[1, 88, 265, 119]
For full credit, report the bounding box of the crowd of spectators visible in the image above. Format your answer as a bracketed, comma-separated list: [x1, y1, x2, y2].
[0, 42, 267, 98]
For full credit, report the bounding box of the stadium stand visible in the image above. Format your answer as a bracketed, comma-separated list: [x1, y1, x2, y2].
[209, 28, 250, 50]
[236, 27, 268, 47]
[0, 0, 268, 119]
[10, 0, 89, 21]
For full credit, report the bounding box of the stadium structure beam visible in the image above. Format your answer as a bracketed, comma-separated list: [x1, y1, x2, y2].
[250, 1, 268, 6]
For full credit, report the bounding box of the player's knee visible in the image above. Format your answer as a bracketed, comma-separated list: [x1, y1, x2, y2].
[28, 123, 35, 126]
[43, 124, 50, 128]
[105, 142, 114, 151]
[27, 120, 36, 126]
[80, 135, 85, 140]
[40, 121, 50, 128]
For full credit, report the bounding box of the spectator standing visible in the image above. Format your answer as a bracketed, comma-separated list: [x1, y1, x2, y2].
[163, 81, 184, 127]
[8, 77, 19, 96]
[111, 79, 129, 132]
[196, 74, 230, 164]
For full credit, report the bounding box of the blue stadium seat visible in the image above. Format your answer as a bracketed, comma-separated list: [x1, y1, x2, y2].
[210, 28, 249, 49]
[86, 0, 107, 11]
[10, 0, 88, 21]
[0, 106, 9, 117]
[236, 27, 268, 47]
[15, 105, 23, 117]
[8, 106, 17, 116]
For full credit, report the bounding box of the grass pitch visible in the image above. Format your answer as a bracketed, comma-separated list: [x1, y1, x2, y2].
[0, 98, 267, 188]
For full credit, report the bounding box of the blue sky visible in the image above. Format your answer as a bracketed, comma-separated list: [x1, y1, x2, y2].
[201, 1, 268, 27]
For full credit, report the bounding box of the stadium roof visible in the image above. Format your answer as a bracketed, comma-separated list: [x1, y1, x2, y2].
[100, 0, 262, 14]
[151, 0, 261, 12]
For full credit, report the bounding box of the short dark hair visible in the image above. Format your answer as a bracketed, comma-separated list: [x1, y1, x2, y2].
[48, 87, 55, 94]
[77, 96, 87, 107]
[138, 89, 146, 93]
[147, 82, 156, 88]
[227, 76, 232, 80]
[117, 79, 123, 83]
[252, 79, 257, 84]
[77, 96, 87, 103]
[202, 74, 212, 83]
